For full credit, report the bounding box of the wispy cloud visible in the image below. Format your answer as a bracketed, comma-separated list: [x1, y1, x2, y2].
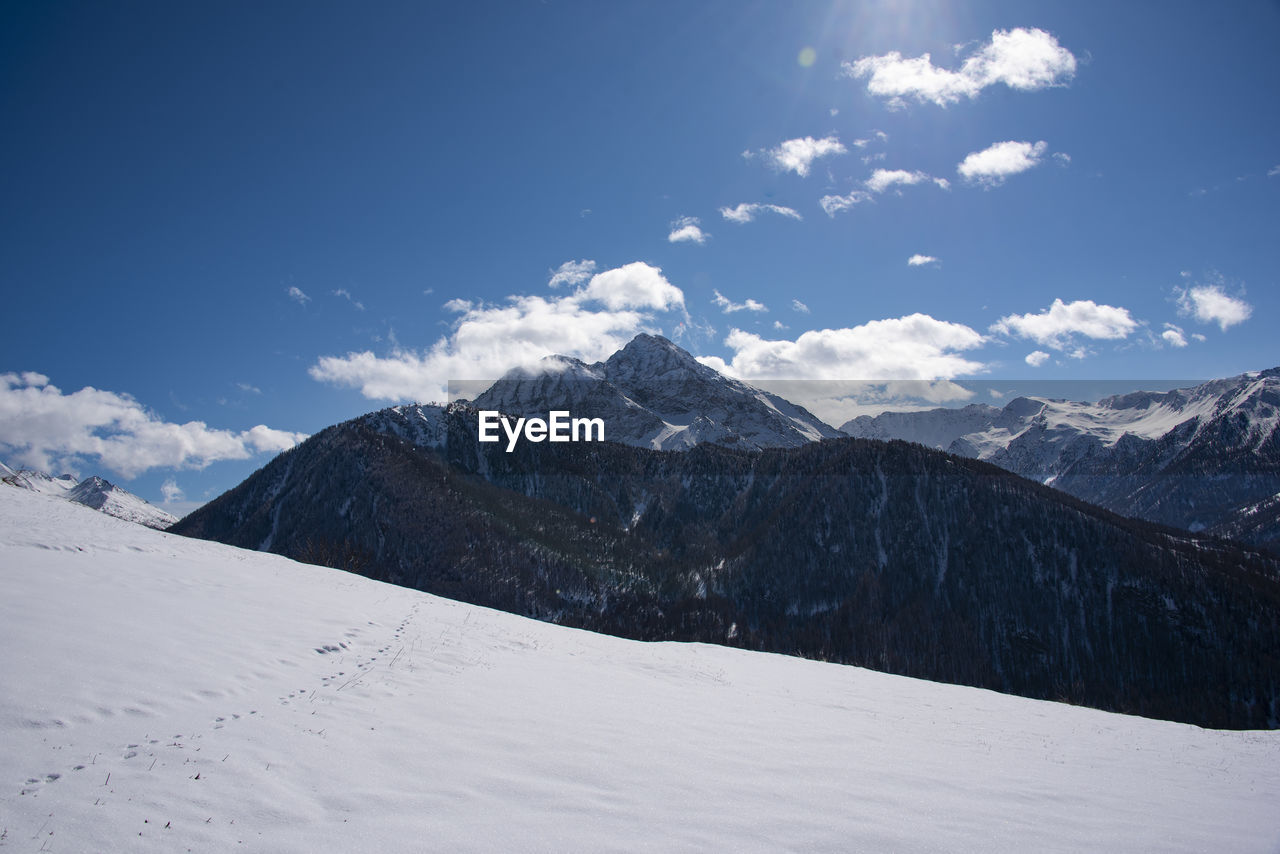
[719, 203, 803, 224]
[333, 288, 365, 310]
[907, 254, 939, 267]
[991, 298, 1138, 349]
[1176, 283, 1252, 330]
[668, 216, 709, 244]
[549, 259, 597, 288]
[958, 140, 1048, 186]
[819, 190, 872, 216]
[287, 286, 310, 305]
[823, 167, 949, 218]
[753, 135, 848, 177]
[866, 168, 950, 193]
[310, 262, 688, 402]
[0, 372, 307, 479]
[846, 27, 1076, 108]
[1268, 165, 1280, 178]
[791, 299, 810, 314]
[236, 382, 262, 395]
[161, 478, 184, 503]
[712, 290, 768, 314]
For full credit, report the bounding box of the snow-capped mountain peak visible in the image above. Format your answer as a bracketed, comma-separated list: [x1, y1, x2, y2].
[470, 334, 843, 451]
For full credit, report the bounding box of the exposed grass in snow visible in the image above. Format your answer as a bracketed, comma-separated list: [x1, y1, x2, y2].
[2, 486, 1278, 852]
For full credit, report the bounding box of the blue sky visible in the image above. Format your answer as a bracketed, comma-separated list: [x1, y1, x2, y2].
[2, 0, 1278, 511]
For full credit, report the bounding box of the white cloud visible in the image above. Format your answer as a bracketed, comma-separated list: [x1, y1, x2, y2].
[866, 169, 950, 193]
[0, 373, 307, 479]
[1268, 165, 1280, 178]
[907, 254, 939, 267]
[1176, 284, 1252, 330]
[667, 216, 708, 244]
[846, 27, 1076, 108]
[696, 318, 986, 424]
[699, 315, 986, 382]
[819, 190, 872, 216]
[761, 135, 847, 177]
[309, 262, 688, 402]
[791, 299, 810, 314]
[1192, 333, 1207, 342]
[236, 382, 262, 395]
[579, 262, 685, 311]
[773, 320, 788, 330]
[712, 290, 768, 314]
[161, 478, 184, 503]
[548, 259, 596, 288]
[1025, 350, 1051, 367]
[334, 289, 365, 311]
[991, 298, 1138, 349]
[1161, 324, 1188, 348]
[287, 286, 310, 305]
[719, 203, 803, 224]
[1053, 152, 1072, 166]
[443, 298, 473, 313]
[958, 140, 1048, 186]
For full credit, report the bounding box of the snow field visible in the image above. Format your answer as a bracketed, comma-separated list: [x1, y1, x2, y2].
[2, 486, 1278, 852]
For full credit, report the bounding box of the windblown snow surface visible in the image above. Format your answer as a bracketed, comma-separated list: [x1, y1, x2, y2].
[2, 486, 1278, 853]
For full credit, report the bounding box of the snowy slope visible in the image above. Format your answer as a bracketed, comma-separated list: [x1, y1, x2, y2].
[64, 475, 178, 530]
[471, 334, 843, 450]
[3, 487, 1279, 853]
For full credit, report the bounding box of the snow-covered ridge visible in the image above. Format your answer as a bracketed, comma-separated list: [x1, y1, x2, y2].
[2, 465, 177, 530]
[3, 485, 1279, 852]
[843, 369, 1279, 460]
[841, 369, 1280, 543]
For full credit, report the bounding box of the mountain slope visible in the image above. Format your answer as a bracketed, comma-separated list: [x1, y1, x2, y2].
[470, 333, 843, 450]
[172, 404, 1280, 729]
[6, 487, 1280, 853]
[842, 369, 1280, 546]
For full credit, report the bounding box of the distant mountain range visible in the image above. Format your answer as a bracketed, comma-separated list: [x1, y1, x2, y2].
[842, 368, 1280, 548]
[1, 464, 177, 530]
[172, 336, 1280, 729]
